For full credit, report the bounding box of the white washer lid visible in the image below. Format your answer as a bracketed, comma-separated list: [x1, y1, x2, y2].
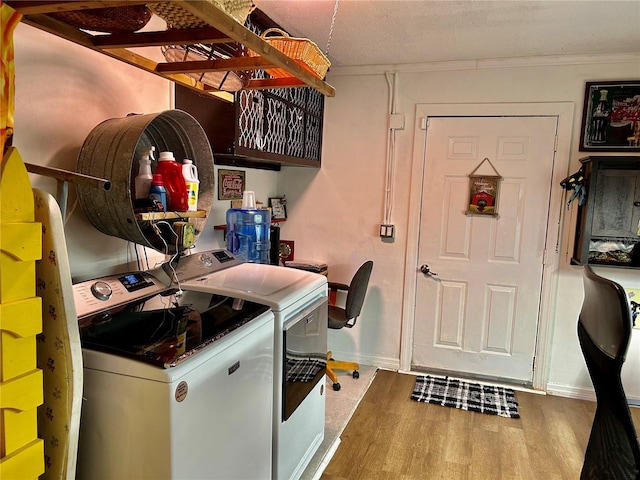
[181, 263, 327, 310]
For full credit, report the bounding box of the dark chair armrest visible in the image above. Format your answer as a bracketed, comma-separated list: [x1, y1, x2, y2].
[328, 282, 349, 305]
[328, 282, 349, 291]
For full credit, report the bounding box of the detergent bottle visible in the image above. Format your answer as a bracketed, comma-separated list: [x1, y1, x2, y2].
[182, 159, 199, 212]
[155, 151, 189, 211]
[134, 146, 155, 200]
[148, 174, 167, 212]
[226, 191, 271, 264]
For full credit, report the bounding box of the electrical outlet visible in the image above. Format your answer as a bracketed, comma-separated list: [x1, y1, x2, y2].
[389, 113, 405, 130]
[380, 224, 395, 238]
[175, 221, 195, 248]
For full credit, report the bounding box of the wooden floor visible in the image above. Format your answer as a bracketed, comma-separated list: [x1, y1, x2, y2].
[322, 370, 640, 480]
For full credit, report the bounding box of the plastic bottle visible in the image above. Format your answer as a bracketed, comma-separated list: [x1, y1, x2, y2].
[148, 174, 167, 212]
[226, 191, 271, 264]
[182, 159, 199, 212]
[134, 146, 155, 200]
[155, 151, 189, 211]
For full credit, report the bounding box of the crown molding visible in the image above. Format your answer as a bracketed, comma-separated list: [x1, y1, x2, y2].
[328, 53, 640, 77]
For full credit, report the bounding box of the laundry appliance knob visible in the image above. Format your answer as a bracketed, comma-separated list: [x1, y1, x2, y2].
[91, 281, 113, 301]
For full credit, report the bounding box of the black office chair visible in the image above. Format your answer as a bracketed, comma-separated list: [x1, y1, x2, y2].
[578, 265, 640, 480]
[326, 260, 373, 391]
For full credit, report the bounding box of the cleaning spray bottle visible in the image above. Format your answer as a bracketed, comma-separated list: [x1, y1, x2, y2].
[155, 151, 189, 211]
[134, 146, 155, 200]
[226, 191, 271, 264]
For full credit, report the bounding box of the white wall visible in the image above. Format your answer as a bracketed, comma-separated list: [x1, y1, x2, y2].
[13, 23, 283, 281]
[280, 55, 640, 399]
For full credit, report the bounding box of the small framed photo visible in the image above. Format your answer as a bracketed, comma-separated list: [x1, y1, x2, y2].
[579, 80, 640, 152]
[269, 197, 287, 220]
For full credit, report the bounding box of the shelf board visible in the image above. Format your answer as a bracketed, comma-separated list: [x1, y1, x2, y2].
[135, 210, 207, 221]
[8, 0, 335, 98]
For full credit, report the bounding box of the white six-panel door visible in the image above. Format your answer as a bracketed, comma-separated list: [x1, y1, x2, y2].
[411, 116, 558, 383]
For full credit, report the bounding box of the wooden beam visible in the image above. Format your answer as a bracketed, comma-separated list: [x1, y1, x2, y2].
[6, 1, 154, 15]
[93, 27, 232, 49]
[246, 77, 307, 90]
[156, 56, 275, 74]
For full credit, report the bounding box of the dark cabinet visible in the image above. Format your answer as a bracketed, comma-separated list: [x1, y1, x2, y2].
[175, 84, 324, 170]
[174, 11, 324, 170]
[572, 156, 640, 268]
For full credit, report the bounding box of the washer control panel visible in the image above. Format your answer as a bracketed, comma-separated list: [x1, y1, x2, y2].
[166, 249, 242, 283]
[73, 271, 171, 319]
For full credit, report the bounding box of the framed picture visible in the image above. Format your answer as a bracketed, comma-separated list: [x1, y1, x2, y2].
[269, 197, 287, 220]
[465, 158, 502, 216]
[579, 81, 640, 151]
[625, 288, 640, 330]
[466, 175, 500, 216]
[218, 169, 245, 200]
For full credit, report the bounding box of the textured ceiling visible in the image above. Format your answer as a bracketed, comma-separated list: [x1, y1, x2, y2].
[257, 0, 640, 68]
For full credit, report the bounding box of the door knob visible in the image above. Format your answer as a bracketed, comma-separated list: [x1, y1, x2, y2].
[420, 264, 438, 276]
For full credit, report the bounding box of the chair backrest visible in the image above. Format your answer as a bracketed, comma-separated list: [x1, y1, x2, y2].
[578, 265, 639, 479]
[345, 261, 373, 321]
[580, 265, 632, 360]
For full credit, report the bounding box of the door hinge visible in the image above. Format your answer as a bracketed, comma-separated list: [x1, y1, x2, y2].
[554, 135, 558, 152]
[420, 117, 429, 130]
[542, 249, 547, 265]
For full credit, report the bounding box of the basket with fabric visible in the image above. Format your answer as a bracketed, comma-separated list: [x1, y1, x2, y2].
[48, 5, 152, 33]
[148, 0, 255, 27]
[248, 28, 331, 80]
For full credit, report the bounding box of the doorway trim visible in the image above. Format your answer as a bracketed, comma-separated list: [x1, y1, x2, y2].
[399, 102, 574, 391]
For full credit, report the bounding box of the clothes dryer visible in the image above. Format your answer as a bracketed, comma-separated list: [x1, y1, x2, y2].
[166, 250, 328, 480]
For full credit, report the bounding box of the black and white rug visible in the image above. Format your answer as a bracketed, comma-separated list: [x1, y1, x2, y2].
[411, 375, 520, 418]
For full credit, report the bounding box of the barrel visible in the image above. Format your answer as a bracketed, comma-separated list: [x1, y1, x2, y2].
[76, 110, 214, 253]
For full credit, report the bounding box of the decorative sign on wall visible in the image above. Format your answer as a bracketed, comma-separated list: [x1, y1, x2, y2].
[626, 288, 639, 329]
[218, 169, 245, 200]
[579, 80, 640, 152]
[466, 158, 502, 216]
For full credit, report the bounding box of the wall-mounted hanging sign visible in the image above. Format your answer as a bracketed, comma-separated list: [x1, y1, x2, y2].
[579, 80, 640, 152]
[218, 169, 245, 200]
[466, 158, 502, 216]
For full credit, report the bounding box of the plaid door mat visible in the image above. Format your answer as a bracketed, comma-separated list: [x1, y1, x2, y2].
[411, 375, 520, 418]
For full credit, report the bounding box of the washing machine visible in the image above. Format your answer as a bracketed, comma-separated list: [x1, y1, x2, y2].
[73, 267, 274, 479]
[156, 250, 328, 480]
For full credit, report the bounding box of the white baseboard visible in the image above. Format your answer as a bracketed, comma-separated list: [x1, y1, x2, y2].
[327, 351, 399, 371]
[546, 383, 596, 401]
[546, 383, 640, 406]
[311, 438, 341, 480]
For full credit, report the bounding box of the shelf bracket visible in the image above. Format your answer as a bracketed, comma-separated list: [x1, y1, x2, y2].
[25, 163, 111, 218]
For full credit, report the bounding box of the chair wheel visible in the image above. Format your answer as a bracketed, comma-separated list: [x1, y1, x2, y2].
[353, 370, 360, 379]
[333, 382, 341, 391]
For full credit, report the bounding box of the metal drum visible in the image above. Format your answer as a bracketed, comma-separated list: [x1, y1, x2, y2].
[76, 110, 214, 252]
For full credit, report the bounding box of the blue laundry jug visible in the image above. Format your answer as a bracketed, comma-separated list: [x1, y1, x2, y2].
[226, 191, 271, 264]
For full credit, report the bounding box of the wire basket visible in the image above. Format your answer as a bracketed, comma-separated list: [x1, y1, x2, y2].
[48, 5, 152, 33]
[162, 44, 250, 92]
[248, 28, 331, 80]
[149, 0, 255, 28]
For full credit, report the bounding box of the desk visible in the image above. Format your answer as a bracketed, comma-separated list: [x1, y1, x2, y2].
[285, 260, 328, 276]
